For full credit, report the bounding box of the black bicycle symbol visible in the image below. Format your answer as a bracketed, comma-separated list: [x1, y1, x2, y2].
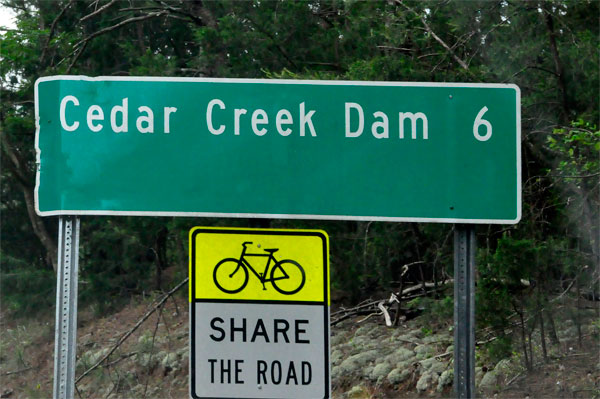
[213, 242, 306, 295]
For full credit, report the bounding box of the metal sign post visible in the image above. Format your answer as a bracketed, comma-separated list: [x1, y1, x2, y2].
[53, 216, 80, 399]
[453, 224, 476, 398]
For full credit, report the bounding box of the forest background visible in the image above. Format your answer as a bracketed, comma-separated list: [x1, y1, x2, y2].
[0, 0, 598, 391]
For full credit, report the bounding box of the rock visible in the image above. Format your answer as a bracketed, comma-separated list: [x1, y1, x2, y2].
[350, 335, 378, 350]
[385, 347, 415, 364]
[423, 333, 451, 345]
[494, 358, 513, 376]
[136, 352, 159, 369]
[346, 384, 369, 398]
[416, 371, 438, 392]
[161, 351, 180, 372]
[558, 326, 579, 339]
[176, 345, 189, 359]
[354, 325, 376, 337]
[77, 347, 111, 372]
[479, 370, 499, 391]
[331, 365, 343, 380]
[387, 368, 412, 384]
[370, 362, 393, 382]
[337, 349, 380, 374]
[394, 331, 421, 344]
[362, 365, 374, 379]
[331, 332, 349, 346]
[367, 324, 390, 339]
[331, 349, 344, 365]
[420, 357, 447, 374]
[437, 369, 453, 392]
[395, 359, 415, 371]
[414, 344, 435, 360]
[131, 384, 144, 395]
[475, 366, 484, 385]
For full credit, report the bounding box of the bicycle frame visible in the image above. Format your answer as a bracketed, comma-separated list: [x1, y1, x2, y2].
[231, 242, 287, 288]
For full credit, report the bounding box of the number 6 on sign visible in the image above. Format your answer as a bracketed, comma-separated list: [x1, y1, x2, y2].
[473, 106, 492, 141]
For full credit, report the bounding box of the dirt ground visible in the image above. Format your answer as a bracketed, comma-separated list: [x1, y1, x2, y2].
[1, 292, 598, 399]
[497, 340, 600, 399]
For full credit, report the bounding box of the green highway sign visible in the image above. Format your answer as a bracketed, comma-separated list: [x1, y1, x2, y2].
[35, 76, 520, 224]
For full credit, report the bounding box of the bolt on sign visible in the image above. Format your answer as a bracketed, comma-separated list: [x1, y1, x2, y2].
[189, 227, 330, 399]
[35, 76, 520, 224]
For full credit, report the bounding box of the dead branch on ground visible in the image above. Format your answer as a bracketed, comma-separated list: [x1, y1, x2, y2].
[75, 278, 188, 385]
[331, 279, 453, 326]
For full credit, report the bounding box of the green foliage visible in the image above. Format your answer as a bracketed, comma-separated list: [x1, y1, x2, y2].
[0, 0, 598, 338]
[548, 120, 600, 177]
[484, 336, 513, 364]
[408, 294, 454, 328]
[421, 326, 433, 337]
[345, 56, 418, 82]
[0, 268, 55, 317]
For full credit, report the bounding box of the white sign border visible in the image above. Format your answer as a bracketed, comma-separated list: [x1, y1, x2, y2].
[34, 75, 521, 224]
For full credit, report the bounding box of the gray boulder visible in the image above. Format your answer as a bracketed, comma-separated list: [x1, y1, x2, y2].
[479, 370, 499, 391]
[416, 371, 438, 392]
[370, 362, 393, 382]
[387, 368, 412, 384]
[437, 369, 453, 392]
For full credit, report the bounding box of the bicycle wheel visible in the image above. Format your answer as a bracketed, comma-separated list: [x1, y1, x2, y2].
[213, 258, 249, 294]
[270, 260, 305, 295]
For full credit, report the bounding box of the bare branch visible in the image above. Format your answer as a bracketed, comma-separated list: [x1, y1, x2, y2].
[376, 45, 413, 52]
[80, 0, 118, 23]
[1, 366, 34, 376]
[40, 0, 75, 65]
[75, 278, 188, 385]
[378, 301, 392, 326]
[396, 0, 469, 70]
[73, 11, 167, 50]
[245, 15, 299, 70]
[66, 40, 87, 74]
[58, 11, 167, 70]
[153, 0, 204, 26]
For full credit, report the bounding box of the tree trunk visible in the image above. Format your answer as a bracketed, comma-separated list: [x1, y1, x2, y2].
[514, 303, 530, 370]
[543, 4, 570, 122]
[575, 278, 583, 348]
[154, 227, 168, 291]
[1, 133, 58, 271]
[527, 315, 536, 369]
[545, 309, 560, 346]
[411, 224, 427, 293]
[19, 181, 58, 271]
[538, 301, 548, 363]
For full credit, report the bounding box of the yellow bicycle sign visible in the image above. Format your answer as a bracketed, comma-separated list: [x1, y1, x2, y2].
[189, 227, 331, 398]
[190, 227, 329, 303]
[213, 242, 306, 295]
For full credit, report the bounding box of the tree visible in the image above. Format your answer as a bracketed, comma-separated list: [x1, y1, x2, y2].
[0, 0, 597, 348]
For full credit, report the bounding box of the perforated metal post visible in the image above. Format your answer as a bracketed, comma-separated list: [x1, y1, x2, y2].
[454, 224, 476, 399]
[53, 216, 80, 399]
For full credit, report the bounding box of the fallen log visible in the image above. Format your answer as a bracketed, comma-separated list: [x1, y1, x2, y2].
[331, 280, 452, 326]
